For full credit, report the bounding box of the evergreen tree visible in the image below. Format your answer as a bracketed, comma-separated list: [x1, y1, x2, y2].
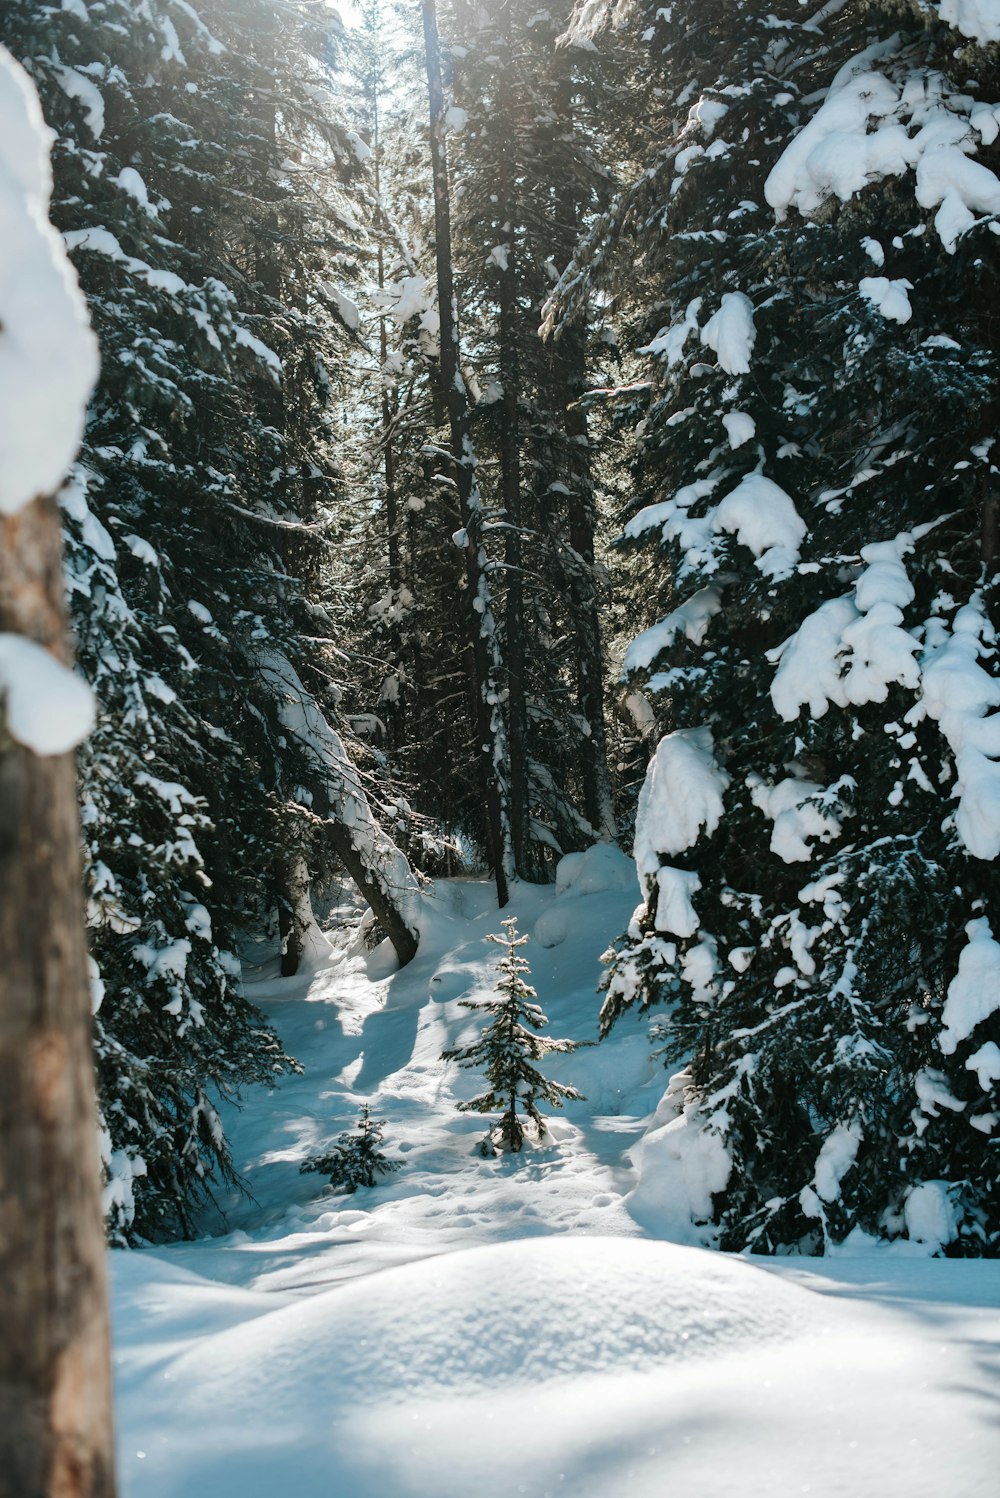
[300, 1103, 401, 1192]
[443, 916, 582, 1151]
[445, 0, 623, 871]
[557, 0, 1000, 1251]
[0, 0, 412, 1238]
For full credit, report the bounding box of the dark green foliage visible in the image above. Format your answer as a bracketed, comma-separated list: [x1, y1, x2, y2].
[1, 0, 364, 1240]
[443, 917, 582, 1151]
[562, 0, 1000, 1252]
[300, 1105, 402, 1192]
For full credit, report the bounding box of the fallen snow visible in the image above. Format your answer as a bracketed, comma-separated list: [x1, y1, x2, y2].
[108, 871, 1000, 1498]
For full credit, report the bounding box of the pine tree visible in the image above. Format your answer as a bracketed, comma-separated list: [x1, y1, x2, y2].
[443, 916, 582, 1152]
[445, 0, 623, 871]
[0, 0, 414, 1238]
[555, 0, 1000, 1251]
[300, 1103, 401, 1192]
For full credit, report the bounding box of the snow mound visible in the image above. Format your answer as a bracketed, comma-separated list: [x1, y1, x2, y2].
[157, 1237, 810, 1410]
[628, 1083, 733, 1242]
[554, 842, 635, 897]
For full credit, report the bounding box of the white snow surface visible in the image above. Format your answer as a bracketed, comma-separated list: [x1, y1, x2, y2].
[749, 774, 843, 863]
[722, 410, 756, 449]
[859, 274, 913, 323]
[770, 536, 921, 720]
[699, 291, 756, 375]
[110, 871, 1000, 1498]
[633, 726, 729, 872]
[0, 48, 98, 515]
[713, 473, 806, 580]
[920, 598, 1000, 861]
[0, 632, 95, 753]
[939, 917, 1000, 1055]
[939, 0, 1000, 43]
[765, 57, 1000, 251]
[623, 584, 724, 675]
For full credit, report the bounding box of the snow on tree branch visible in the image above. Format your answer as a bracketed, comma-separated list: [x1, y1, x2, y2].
[0, 46, 98, 756]
[0, 47, 98, 518]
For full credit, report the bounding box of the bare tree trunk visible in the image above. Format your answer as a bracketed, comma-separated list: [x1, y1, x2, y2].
[0, 496, 117, 1498]
[422, 0, 514, 907]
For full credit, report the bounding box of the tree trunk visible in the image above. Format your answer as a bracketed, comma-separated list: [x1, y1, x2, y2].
[325, 816, 418, 966]
[0, 496, 117, 1498]
[421, 0, 514, 907]
[558, 323, 617, 841]
[494, 20, 529, 878]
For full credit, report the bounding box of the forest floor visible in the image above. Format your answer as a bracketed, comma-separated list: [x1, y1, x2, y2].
[111, 854, 1000, 1497]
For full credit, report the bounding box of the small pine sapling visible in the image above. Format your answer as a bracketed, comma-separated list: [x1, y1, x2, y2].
[442, 916, 583, 1152]
[299, 1104, 401, 1192]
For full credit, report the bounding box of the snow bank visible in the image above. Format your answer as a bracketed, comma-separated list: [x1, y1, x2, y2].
[535, 843, 636, 948]
[553, 842, 635, 897]
[903, 1180, 958, 1251]
[153, 1238, 807, 1404]
[0, 47, 98, 515]
[627, 1078, 732, 1243]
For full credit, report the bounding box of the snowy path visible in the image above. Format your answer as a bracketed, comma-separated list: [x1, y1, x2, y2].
[110, 865, 1000, 1497]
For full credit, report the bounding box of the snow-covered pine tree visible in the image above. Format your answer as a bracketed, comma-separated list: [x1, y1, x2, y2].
[557, 0, 1000, 1251]
[421, 0, 517, 905]
[445, 0, 622, 870]
[443, 916, 582, 1151]
[1, 0, 394, 1238]
[300, 1103, 401, 1192]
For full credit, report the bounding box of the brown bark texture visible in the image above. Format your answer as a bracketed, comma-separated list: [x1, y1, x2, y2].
[0, 496, 117, 1498]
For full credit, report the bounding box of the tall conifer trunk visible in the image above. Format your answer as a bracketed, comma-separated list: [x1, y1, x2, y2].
[0, 497, 117, 1498]
[421, 0, 514, 905]
[557, 324, 616, 841]
[552, 67, 615, 841]
[495, 7, 529, 876]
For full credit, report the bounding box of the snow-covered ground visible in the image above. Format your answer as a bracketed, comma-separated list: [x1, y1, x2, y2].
[111, 853, 1000, 1497]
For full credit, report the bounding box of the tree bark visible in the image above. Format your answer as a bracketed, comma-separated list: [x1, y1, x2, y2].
[0, 496, 117, 1498]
